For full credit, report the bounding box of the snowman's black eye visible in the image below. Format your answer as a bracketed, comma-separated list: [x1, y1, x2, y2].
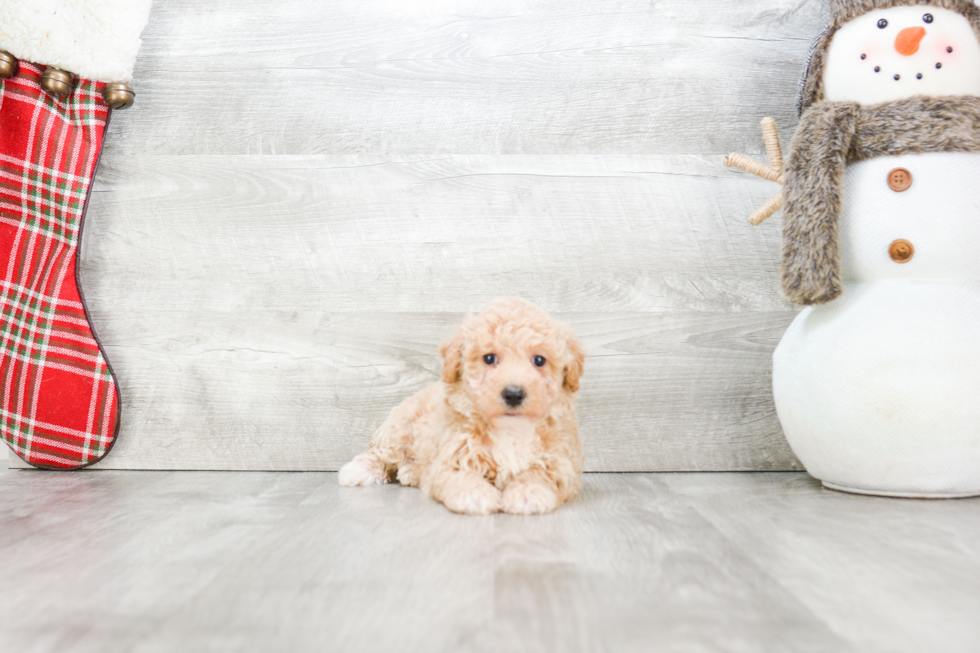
[924, 14, 934, 24]
[874, 66, 881, 72]
[483, 354, 497, 365]
[861, 53, 867, 60]
[878, 19, 888, 29]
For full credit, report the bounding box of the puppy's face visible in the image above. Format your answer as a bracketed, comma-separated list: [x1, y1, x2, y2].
[441, 298, 584, 423]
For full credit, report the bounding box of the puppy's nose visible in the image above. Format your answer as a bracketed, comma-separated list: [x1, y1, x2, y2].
[502, 386, 526, 407]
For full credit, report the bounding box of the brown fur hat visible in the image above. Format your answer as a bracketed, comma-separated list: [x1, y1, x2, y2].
[797, 0, 980, 113]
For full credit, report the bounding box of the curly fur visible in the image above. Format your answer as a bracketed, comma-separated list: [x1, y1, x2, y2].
[339, 297, 585, 516]
[798, 0, 980, 112]
[782, 96, 980, 304]
[0, 0, 152, 82]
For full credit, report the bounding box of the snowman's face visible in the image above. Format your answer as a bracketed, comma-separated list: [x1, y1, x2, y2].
[823, 6, 980, 104]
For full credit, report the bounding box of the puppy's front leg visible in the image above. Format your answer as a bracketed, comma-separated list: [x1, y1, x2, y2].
[501, 467, 563, 515]
[431, 471, 502, 516]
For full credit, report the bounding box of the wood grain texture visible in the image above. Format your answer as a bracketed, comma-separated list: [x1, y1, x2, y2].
[2, 470, 978, 652]
[662, 473, 980, 652]
[7, 0, 826, 470]
[106, 0, 821, 156]
[8, 154, 802, 471]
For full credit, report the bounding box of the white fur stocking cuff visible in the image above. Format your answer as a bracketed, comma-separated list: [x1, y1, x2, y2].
[0, 0, 152, 82]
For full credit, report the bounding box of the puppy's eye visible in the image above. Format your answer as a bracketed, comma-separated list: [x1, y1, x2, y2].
[923, 14, 933, 24]
[532, 355, 546, 367]
[483, 354, 497, 365]
[878, 19, 888, 29]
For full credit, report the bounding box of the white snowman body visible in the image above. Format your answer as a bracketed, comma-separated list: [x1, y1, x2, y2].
[773, 6, 980, 496]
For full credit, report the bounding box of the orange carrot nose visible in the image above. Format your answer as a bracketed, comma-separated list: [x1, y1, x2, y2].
[895, 26, 926, 55]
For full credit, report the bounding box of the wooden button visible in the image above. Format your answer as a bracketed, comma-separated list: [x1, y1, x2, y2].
[889, 239, 914, 263]
[887, 167, 912, 192]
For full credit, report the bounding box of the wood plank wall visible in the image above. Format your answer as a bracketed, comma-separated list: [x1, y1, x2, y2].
[12, 0, 823, 470]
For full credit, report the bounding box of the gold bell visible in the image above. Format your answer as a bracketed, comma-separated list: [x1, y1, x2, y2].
[103, 82, 135, 110]
[41, 67, 73, 95]
[0, 51, 18, 79]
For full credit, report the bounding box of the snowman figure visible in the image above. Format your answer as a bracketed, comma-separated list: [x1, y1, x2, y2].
[732, 0, 980, 497]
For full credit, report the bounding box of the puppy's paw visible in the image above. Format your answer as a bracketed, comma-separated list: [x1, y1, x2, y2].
[441, 477, 502, 515]
[396, 463, 418, 487]
[338, 455, 386, 487]
[502, 481, 558, 515]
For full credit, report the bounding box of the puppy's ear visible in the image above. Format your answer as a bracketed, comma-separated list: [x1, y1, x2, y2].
[439, 328, 465, 384]
[563, 332, 585, 393]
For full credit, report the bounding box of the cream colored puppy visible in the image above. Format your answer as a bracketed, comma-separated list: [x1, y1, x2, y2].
[339, 297, 585, 515]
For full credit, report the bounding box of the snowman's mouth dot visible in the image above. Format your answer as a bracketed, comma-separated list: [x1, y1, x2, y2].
[861, 53, 867, 60]
[917, 73, 923, 79]
[874, 66, 881, 73]
[894, 74, 901, 80]
[948, 46, 954, 53]
[937, 62, 943, 69]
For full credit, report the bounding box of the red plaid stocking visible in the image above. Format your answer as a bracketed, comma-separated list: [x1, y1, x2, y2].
[0, 62, 120, 469]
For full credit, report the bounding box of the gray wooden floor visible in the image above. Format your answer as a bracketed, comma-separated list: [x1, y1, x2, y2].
[1, 468, 978, 653]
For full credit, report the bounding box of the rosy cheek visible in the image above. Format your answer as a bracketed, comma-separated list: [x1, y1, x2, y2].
[933, 39, 957, 58]
[853, 39, 888, 62]
[862, 42, 882, 58]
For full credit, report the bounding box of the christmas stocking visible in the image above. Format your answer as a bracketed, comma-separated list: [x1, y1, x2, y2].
[0, 0, 151, 469]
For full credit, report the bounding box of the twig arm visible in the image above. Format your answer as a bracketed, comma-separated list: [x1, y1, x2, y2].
[761, 117, 783, 174]
[724, 152, 782, 184]
[749, 191, 783, 225]
[725, 117, 785, 224]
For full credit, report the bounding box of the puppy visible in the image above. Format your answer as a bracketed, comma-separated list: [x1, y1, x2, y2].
[339, 297, 585, 515]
